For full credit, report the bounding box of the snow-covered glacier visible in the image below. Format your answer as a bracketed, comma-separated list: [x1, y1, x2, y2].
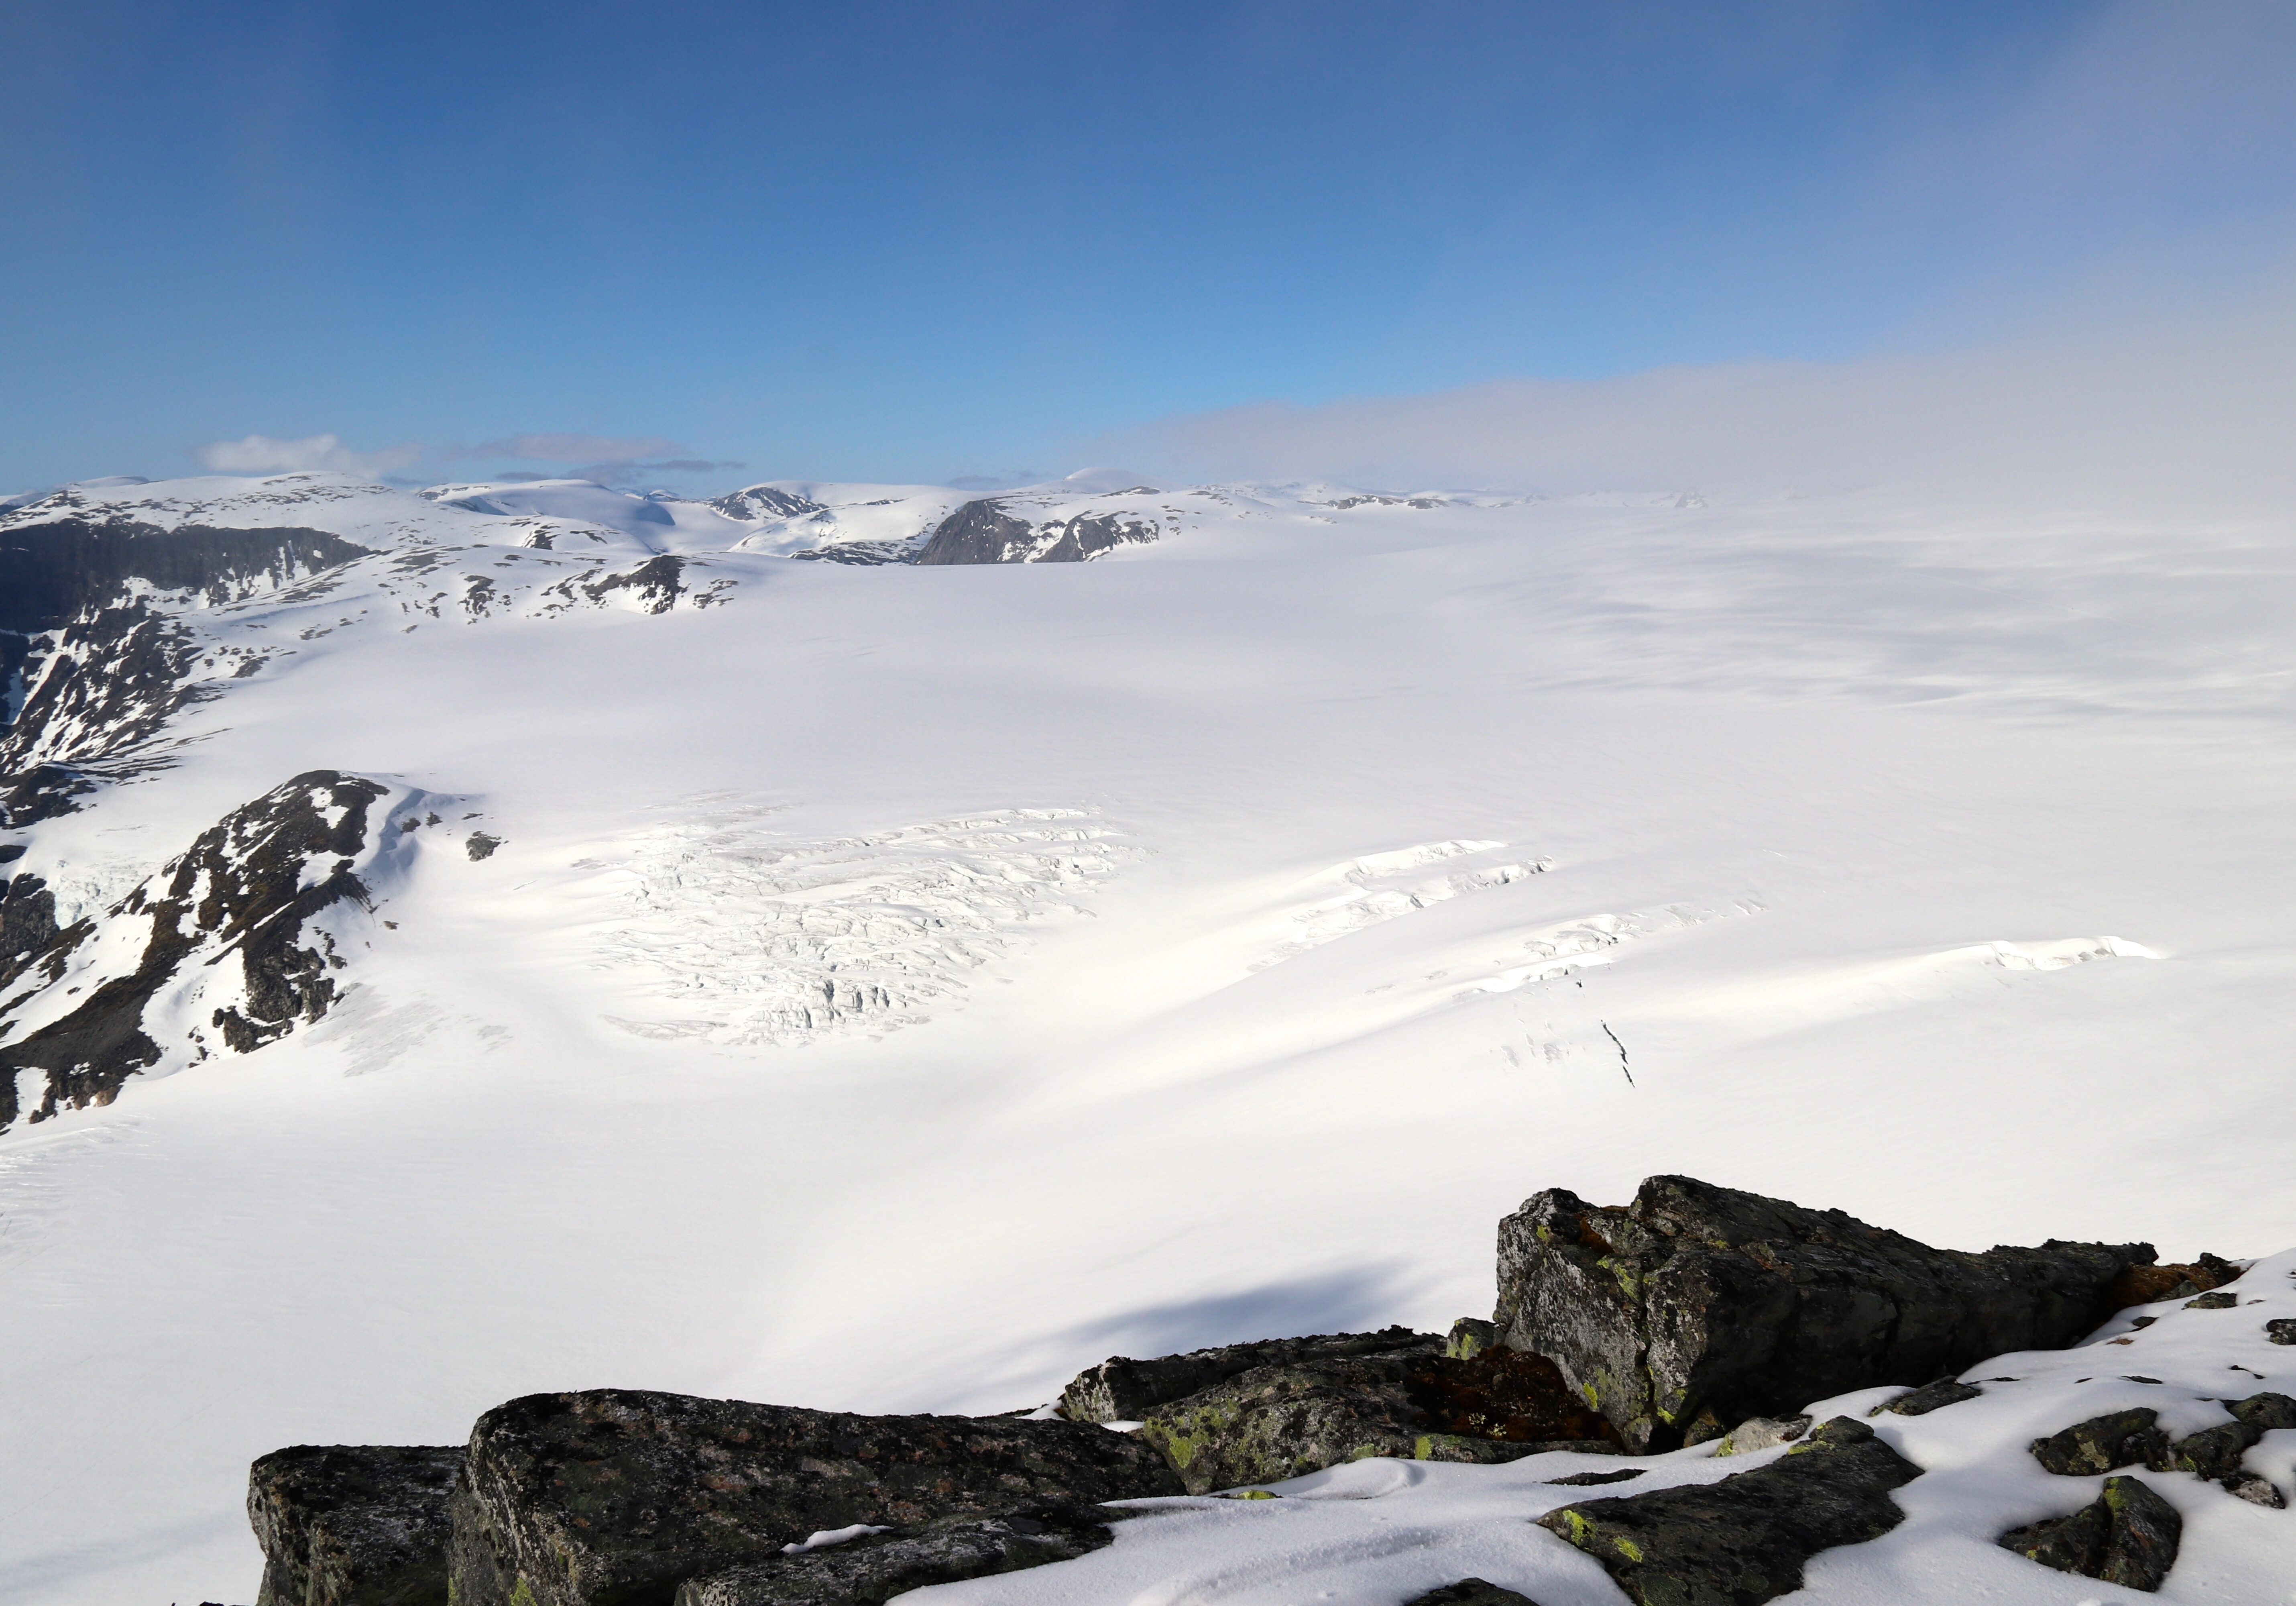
[1, 466, 2292, 1604]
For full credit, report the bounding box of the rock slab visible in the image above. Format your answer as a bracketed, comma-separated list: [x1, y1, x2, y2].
[1059, 1327, 1435, 1422]
[1536, 1416, 1920, 1606]
[672, 1505, 1114, 1606]
[447, 1389, 1182, 1606]
[247, 1444, 459, 1606]
[1138, 1345, 1619, 1495]
[1999, 1475, 2182, 1592]
[1494, 1175, 2154, 1449]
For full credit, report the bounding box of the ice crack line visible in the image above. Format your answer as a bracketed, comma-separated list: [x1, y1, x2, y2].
[1600, 1019, 1634, 1087]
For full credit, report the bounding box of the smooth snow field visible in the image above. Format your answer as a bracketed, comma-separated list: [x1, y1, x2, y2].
[3, 478, 2294, 1603]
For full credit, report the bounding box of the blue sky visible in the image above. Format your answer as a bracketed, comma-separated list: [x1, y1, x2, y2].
[4, 1, 2292, 493]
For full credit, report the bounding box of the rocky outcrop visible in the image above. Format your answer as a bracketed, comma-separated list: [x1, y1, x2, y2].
[1999, 1475, 2182, 1593]
[1400, 1582, 1541, 1606]
[0, 602, 221, 826]
[709, 487, 828, 523]
[672, 1506, 1114, 1606]
[1058, 1327, 1435, 1421]
[0, 770, 399, 1129]
[0, 516, 370, 644]
[1873, 1379, 1982, 1416]
[1537, 1416, 1920, 1606]
[1492, 1176, 2156, 1449]
[580, 554, 687, 614]
[447, 1389, 1182, 1606]
[247, 1443, 459, 1606]
[913, 500, 1156, 565]
[1138, 1343, 1619, 1495]
[2029, 1408, 2171, 1476]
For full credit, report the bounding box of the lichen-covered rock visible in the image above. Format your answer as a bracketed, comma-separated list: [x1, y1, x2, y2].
[1536, 1416, 1920, 1606]
[2183, 1290, 2238, 1310]
[1138, 1346, 1619, 1495]
[1058, 1327, 1435, 1423]
[1999, 1475, 2182, 1592]
[2229, 1390, 2296, 1431]
[246, 1444, 459, 1606]
[2029, 1408, 2171, 1476]
[671, 1505, 1113, 1606]
[1874, 1379, 1982, 1417]
[1445, 1319, 1498, 1361]
[1400, 1580, 1544, 1606]
[1493, 1175, 2156, 1449]
[2266, 1318, 2296, 1345]
[1712, 1415, 1810, 1457]
[2163, 1392, 2296, 1483]
[446, 1389, 1181, 1606]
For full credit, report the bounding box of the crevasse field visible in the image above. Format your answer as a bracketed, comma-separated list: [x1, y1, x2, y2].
[2, 471, 2293, 1604]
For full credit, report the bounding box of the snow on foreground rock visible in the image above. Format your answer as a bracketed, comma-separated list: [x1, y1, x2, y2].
[241, 1177, 2296, 1606]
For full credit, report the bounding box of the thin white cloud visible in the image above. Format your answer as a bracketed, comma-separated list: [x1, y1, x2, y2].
[463, 434, 687, 463]
[193, 433, 421, 476]
[1106, 279, 2296, 514]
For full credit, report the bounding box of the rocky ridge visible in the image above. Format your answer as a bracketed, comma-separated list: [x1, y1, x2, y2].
[230, 1175, 2286, 1606]
[0, 770, 497, 1129]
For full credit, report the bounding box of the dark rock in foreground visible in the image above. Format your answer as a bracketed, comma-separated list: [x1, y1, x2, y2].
[1875, 1379, 1982, 1416]
[448, 1389, 1182, 1606]
[1138, 1345, 1619, 1495]
[2167, 1391, 2296, 1484]
[1400, 1581, 1543, 1606]
[1059, 1327, 1435, 1422]
[673, 1505, 1115, 1606]
[2029, 1408, 2171, 1476]
[1537, 1416, 1919, 1606]
[247, 1443, 459, 1606]
[1999, 1475, 2182, 1592]
[1493, 1175, 2155, 1449]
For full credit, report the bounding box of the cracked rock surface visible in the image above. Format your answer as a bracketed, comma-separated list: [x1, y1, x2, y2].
[446, 1389, 1182, 1606]
[1492, 1174, 2156, 1449]
[1536, 1416, 1920, 1606]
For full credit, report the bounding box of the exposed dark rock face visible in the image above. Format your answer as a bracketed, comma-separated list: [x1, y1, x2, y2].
[581, 555, 687, 614]
[913, 501, 1039, 565]
[0, 516, 371, 644]
[2165, 1392, 2296, 1485]
[447, 1389, 1182, 1606]
[785, 542, 914, 567]
[2269, 1318, 2296, 1344]
[913, 500, 1156, 565]
[2184, 1290, 2237, 1309]
[0, 869, 62, 991]
[1400, 1581, 1543, 1606]
[1493, 1176, 2156, 1450]
[465, 832, 502, 862]
[1138, 1344, 1620, 1495]
[710, 487, 828, 523]
[672, 1505, 1115, 1606]
[1999, 1475, 2182, 1593]
[247, 1444, 460, 1606]
[1059, 1327, 1435, 1422]
[2029, 1409, 2171, 1476]
[1537, 1416, 1919, 1606]
[0, 770, 391, 1129]
[0, 602, 219, 826]
[1875, 1379, 1982, 1417]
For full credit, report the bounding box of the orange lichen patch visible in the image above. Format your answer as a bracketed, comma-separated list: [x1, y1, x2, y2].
[1409, 1349, 1625, 1447]
[2102, 1261, 2224, 1314]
